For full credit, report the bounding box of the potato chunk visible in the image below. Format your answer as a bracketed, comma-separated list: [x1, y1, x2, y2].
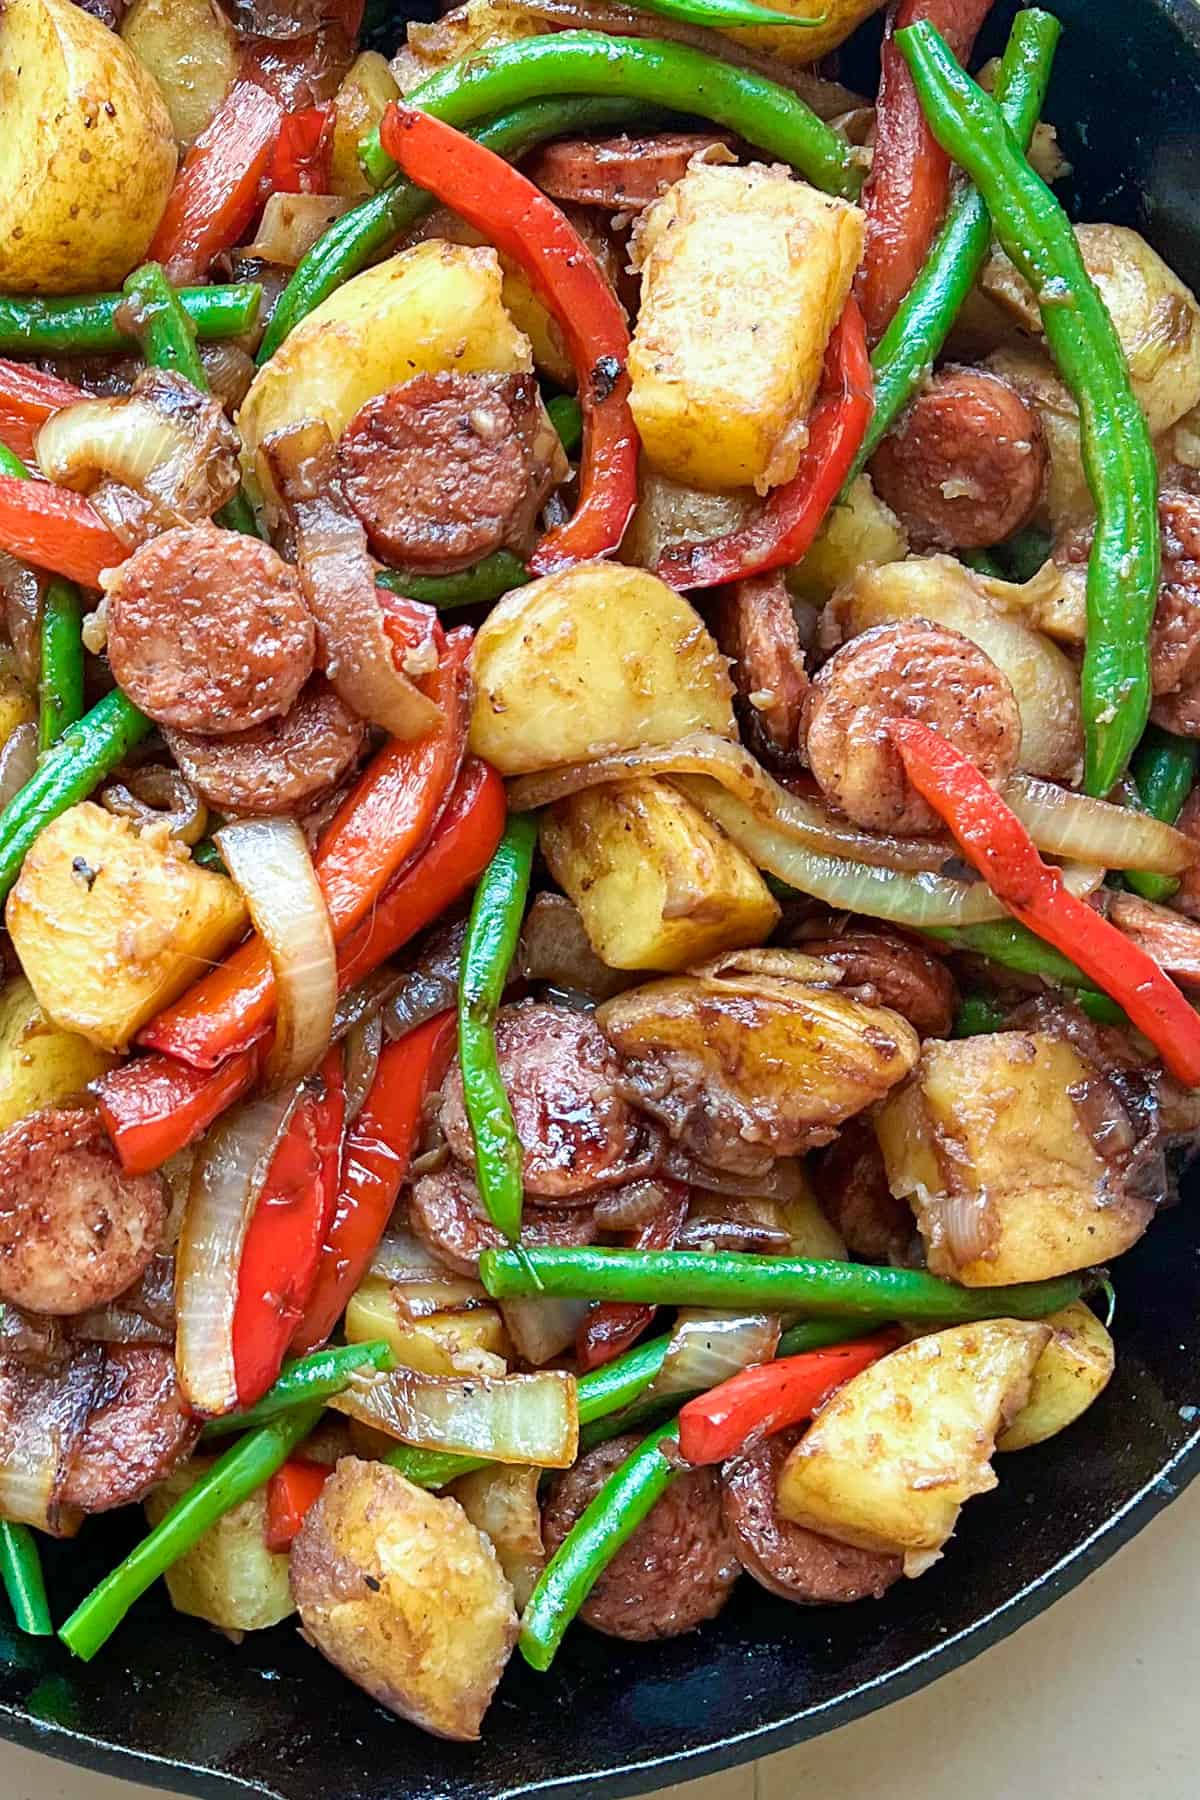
[777, 1321, 1049, 1557]
[621, 463, 751, 571]
[788, 475, 908, 604]
[541, 777, 779, 971]
[146, 1463, 294, 1632]
[469, 562, 735, 775]
[0, 974, 114, 1132]
[874, 1032, 1160, 1286]
[345, 1277, 511, 1378]
[290, 1458, 517, 1741]
[724, 0, 886, 67]
[7, 803, 247, 1052]
[329, 51, 400, 198]
[629, 163, 864, 492]
[121, 0, 236, 145]
[997, 1301, 1115, 1452]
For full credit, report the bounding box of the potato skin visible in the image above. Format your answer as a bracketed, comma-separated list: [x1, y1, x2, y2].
[997, 1302, 1115, 1452]
[0, 0, 176, 293]
[290, 1458, 517, 1742]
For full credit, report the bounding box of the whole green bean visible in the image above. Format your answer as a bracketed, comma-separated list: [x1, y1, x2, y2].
[0, 1521, 52, 1636]
[59, 1402, 323, 1661]
[897, 22, 1159, 798]
[0, 284, 262, 357]
[1000, 524, 1053, 584]
[377, 551, 529, 611]
[480, 1246, 1087, 1320]
[961, 549, 1006, 579]
[847, 8, 1060, 486]
[624, 0, 823, 25]
[930, 919, 1128, 1024]
[200, 1340, 394, 1440]
[459, 813, 539, 1240]
[520, 1420, 680, 1670]
[360, 35, 863, 199]
[37, 581, 85, 751]
[1125, 728, 1198, 902]
[547, 394, 584, 458]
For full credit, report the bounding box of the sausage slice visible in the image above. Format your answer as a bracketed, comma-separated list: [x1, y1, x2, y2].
[59, 1345, 199, 1512]
[409, 1162, 599, 1278]
[716, 574, 809, 762]
[524, 133, 734, 212]
[165, 677, 367, 817]
[795, 929, 957, 1036]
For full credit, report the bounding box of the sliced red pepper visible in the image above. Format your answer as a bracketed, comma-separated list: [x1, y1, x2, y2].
[142, 627, 470, 1069]
[0, 361, 86, 463]
[656, 300, 873, 590]
[291, 1012, 457, 1355]
[888, 718, 1200, 1085]
[379, 104, 638, 574]
[855, 0, 993, 343]
[576, 1180, 689, 1373]
[264, 1459, 331, 1553]
[150, 81, 284, 285]
[271, 104, 335, 194]
[677, 1330, 902, 1465]
[94, 1045, 262, 1177]
[0, 476, 127, 586]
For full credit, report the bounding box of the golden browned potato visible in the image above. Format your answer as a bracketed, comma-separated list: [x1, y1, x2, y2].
[874, 1032, 1159, 1286]
[788, 475, 909, 604]
[391, 0, 545, 92]
[0, 0, 176, 293]
[345, 1277, 512, 1377]
[469, 562, 736, 775]
[0, 660, 35, 745]
[997, 1302, 1115, 1451]
[452, 1464, 545, 1612]
[0, 974, 115, 1133]
[7, 803, 248, 1052]
[329, 51, 400, 198]
[621, 464, 752, 571]
[145, 1463, 294, 1631]
[777, 1322, 1049, 1557]
[540, 776, 779, 971]
[777, 1174, 848, 1259]
[629, 164, 864, 492]
[290, 1458, 518, 1741]
[722, 0, 886, 68]
[121, 0, 236, 145]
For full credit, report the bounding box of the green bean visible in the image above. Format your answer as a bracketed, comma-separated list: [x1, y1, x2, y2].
[37, 581, 85, 751]
[200, 1340, 394, 1440]
[928, 920, 1127, 1025]
[953, 994, 1008, 1037]
[0, 1522, 52, 1636]
[377, 551, 529, 611]
[1125, 728, 1198, 902]
[961, 549, 1006, 579]
[847, 9, 1060, 487]
[0, 284, 262, 357]
[0, 443, 25, 483]
[0, 688, 150, 905]
[360, 35, 862, 199]
[480, 1245, 1087, 1320]
[547, 394, 584, 458]
[459, 813, 539, 1240]
[621, 0, 824, 26]
[60, 1402, 323, 1661]
[999, 524, 1053, 584]
[898, 22, 1159, 798]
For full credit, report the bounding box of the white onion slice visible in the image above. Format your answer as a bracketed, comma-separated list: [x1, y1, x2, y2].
[0, 1346, 103, 1534]
[240, 192, 350, 267]
[500, 1297, 590, 1366]
[641, 1310, 781, 1409]
[1004, 773, 1196, 873]
[330, 1366, 579, 1466]
[37, 395, 188, 493]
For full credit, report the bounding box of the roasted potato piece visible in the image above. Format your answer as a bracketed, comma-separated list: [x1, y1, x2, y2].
[778, 1174, 848, 1259]
[0, 973, 115, 1132]
[345, 1278, 511, 1377]
[621, 463, 751, 571]
[723, 0, 886, 68]
[0, 0, 176, 293]
[329, 51, 400, 199]
[788, 475, 909, 604]
[540, 777, 779, 972]
[629, 164, 864, 492]
[391, 0, 545, 92]
[997, 1301, 1115, 1452]
[290, 1458, 518, 1741]
[875, 1032, 1160, 1286]
[7, 803, 248, 1052]
[830, 554, 1083, 782]
[776, 1321, 1049, 1557]
[469, 562, 736, 775]
[145, 1462, 294, 1631]
[121, 0, 236, 145]
[452, 1464, 545, 1612]
[0, 662, 35, 745]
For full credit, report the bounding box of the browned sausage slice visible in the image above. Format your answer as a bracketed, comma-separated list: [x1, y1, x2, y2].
[722, 1430, 902, 1604]
[524, 133, 734, 211]
[409, 1162, 599, 1278]
[716, 574, 809, 762]
[337, 372, 564, 573]
[59, 1345, 199, 1512]
[795, 929, 957, 1036]
[542, 1435, 741, 1640]
[0, 1109, 166, 1316]
[1149, 492, 1200, 737]
[868, 366, 1047, 550]
[103, 524, 316, 733]
[165, 677, 367, 817]
[810, 1118, 918, 1265]
[802, 619, 1022, 834]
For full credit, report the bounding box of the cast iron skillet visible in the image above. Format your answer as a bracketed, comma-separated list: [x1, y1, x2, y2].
[4, 0, 1200, 1792]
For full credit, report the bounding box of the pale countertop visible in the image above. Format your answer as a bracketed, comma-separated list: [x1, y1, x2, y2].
[4, 1475, 1197, 1800]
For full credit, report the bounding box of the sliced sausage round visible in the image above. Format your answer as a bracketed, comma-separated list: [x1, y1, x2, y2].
[810, 1118, 917, 1265]
[59, 1346, 199, 1513]
[1150, 493, 1200, 735]
[796, 929, 957, 1036]
[722, 1430, 902, 1604]
[524, 132, 734, 212]
[337, 372, 562, 573]
[868, 365, 1047, 550]
[802, 619, 1022, 834]
[0, 1109, 166, 1316]
[103, 524, 316, 733]
[165, 677, 367, 818]
[439, 1001, 651, 1201]
[717, 574, 809, 763]
[409, 1162, 599, 1278]
[542, 1435, 741, 1640]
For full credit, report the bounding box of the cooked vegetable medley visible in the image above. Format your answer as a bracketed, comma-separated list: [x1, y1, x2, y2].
[0, 0, 1198, 1746]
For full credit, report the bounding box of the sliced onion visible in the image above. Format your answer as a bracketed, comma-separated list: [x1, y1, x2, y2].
[0, 1344, 104, 1534]
[0, 721, 37, 811]
[676, 1198, 792, 1254]
[382, 919, 466, 1042]
[369, 1223, 457, 1283]
[330, 1366, 579, 1466]
[593, 1180, 679, 1231]
[392, 1278, 488, 1319]
[929, 1190, 995, 1269]
[508, 734, 952, 874]
[342, 1008, 383, 1126]
[499, 1297, 589, 1366]
[369, 1225, 487, 1315]
[519, 892, 637, 998]
[453, 1463, 545, 1611]
[1107, 891, 1200, 988]
[216, 818, 337, 1090]
[240, 192, 351, 266]
[175, 1084, 301, 1416]
[102, 765, 208, 846]
[660, 1147, 808, 1204]
[641, 1310, 781, 1408]
[0, 553, 42, 687]
[1004, 773, 1196, 873]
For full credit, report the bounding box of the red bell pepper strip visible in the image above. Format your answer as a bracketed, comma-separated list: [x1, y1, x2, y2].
[0, 476, 126, 587]
[94, 1046, 262, 1177]
[888, 718, 1200, 1085]
[271, 104, 335, 194]
[855, 0, 993, 343]
[655, 300, 873, 590]
[576, 1180, 689, 1373]
[0, 361, 86, 463]
[142, 627, 470, 1069]
[379, 104, 638, 574]
[677, 1331, 902, 1465]
[150, 81, 284, 284]
[290, 1012, 457, 1354]
[232, 1049, 346, 1407]
[264, 1459, 331, 1553]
